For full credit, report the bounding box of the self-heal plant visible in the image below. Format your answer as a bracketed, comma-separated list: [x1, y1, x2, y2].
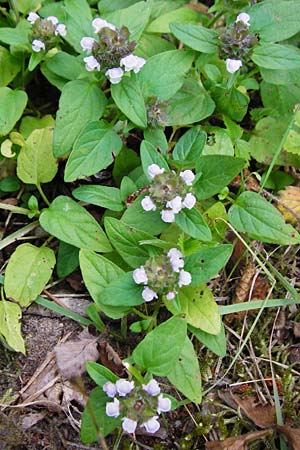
[133, 248, 192, 302]
[27, 12, 67, 53]
[104, 378, 171, 434]
[141, 164, 196, 223]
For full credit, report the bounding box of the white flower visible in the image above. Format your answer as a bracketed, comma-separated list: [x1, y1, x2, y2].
[27, 11, 39, 24]
[166, 291, 176, 301]
[142, 416, 160, 434]
[182, 193, 196, 210]
[225, 58, 242, 74]
[103, 381, 117, 398]
[180, 170, 195, 186]
[83, 55, 100, 71]
[116, 379, 135, 397]
[142, 379, 160, 396]
[141, 196, 157, 212]
[157, 394, 171, 413]
[55, 23, 67, 36]
[147, 164, 165, 179]
[170, 258, 184, 273]
[120, 54, 146, 73]
[178, 270, 192, 288]
[105, 397, 120, 417]
[92, 18, 116, 33]
[168, 248, 183, 260]
[166, 196, 182, 214]
[46, 15, 59, 25]
[31, 39, 45, 52]
[105, 67, 124, 84]
[236, 12, 250, 26]
[122, 417, 137, 434]
[142, 287, 158, 303]
[80, 36, 96, 52]
[133, 266, 148, 285]
[161, 209, 175, 223]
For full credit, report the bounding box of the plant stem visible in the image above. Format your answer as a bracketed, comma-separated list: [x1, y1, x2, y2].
[0, 202, 30, 215]
[36, 183, 50, 207]
[0, 221, 39, 251]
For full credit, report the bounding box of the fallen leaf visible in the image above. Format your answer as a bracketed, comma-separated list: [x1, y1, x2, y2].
[277, 426, 300, 450]
[206, 429, 273, 449]
[22, 413, 46, 431]
[99, 340, 126, 377]
[277, 186, 300, 225]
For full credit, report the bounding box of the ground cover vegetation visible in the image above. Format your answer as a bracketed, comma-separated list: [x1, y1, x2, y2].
[0, 0, 300, 448]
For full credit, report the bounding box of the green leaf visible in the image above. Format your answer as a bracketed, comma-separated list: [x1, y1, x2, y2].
[81, 387, 120, 443]
[17, 128, 58, 185]
[64, 0, 93, 52]
[134, 33, 175, 59]
[0, 46, 21, 87]
[106, 1, 151, 41]
[86, 362, 118, 386]
[64, 121, 122, 181]
[104, 217, 152, 268]
[0, 87, 27, 137]
[195, 155, 245, 199]
[143, 128, 168, 154]
[100, 272, 143, 308]
[173, 126, 206, 163]
[228, 191, 300, 245]
[250, 0, 300, 42]
[261, 81, 300, 116]
[120, 176, 138, 202]
[140, 140, 169, 180]
[190, 323, 226, 357]
[73, 185, 124, 211]
[42, 52, 83, 89]
[111, 75, 147, 128]
[212, 86, 249, 122]
[40, 196, 112, 252]
[175, 208, 212, 241]
[170, 23, 218, 54]
[122, 195, 168, 235]
[4, 244, 55, 307]
[98, 0, 138, 14]
[53, 81, 107, 157]
[167, 336, 201, 403]
[132, 316, 187, 376]
[202, 129, 234, 156]
[57, 242, 79, 278]
[260, 67, 300, 85]
[147, 7, 200, 33]
[20, 115, 55, 139]
[167, 79, 215, 126]
[138, 50, 194, 100]
[252, 44, 300, 70]
[184, 245, 233, 285]
[0, 19, 31, 47]
[0, 301, 25, 354]
[179, 285, 221, 334]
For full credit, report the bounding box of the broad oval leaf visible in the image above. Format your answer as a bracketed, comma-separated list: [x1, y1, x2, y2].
[39, 196, 112, 252]
[0, 87, 27, 137]
[0, 301, 25, 354]
[4, 243, 55, 306]
[170, 23, 218, 54]
[175, 208, 212, 241]
[252, 44, 300, 70]
[147, 7, 200, 33]
[73, 185, 124, 211]
[189, 323, 226, 357]
[106, 1, 151, 41]
[228, 191, 300, 245]
[100, 272, 143, 308]
[122, 195, 168, 235]
[132, 316, 187, 376]
[0, 46, 21, 87]
[173, 125, 206, 163]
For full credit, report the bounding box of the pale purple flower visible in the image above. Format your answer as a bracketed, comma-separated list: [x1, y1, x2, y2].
[180, 170, 195, 186]
[27, 11, 39, 24]
[106, 397, 120, 417]
[92, 18, 116, 33]
[166, 291, 176, 301]
[161, 209, 175, 223]
[142, 416, 160, 433]
[122, 417, 137, 434]
[178, 270, 192, 288]
[32, 39, 45, 52]
[142, 379, 160, 396]
[83, 55, 100, 71]
[168, 248, 183, 260]
[225, 58, 242, 73]
[105, 67, 124, 84]
[80, 37, 96, 52]
[116, 379, 135, 397]
[166, 196, 182, 214]
[46, 15, 59, 25]
[141, 196, 157, 212]
[170, 257, 184, 273]
[103, 381, 117, 398]
[236, 12, 250, 26]
[120, 54, 146, 73]
[133, 266, 148, 285]
[142, 287, 158, 302]
[182, 193, 196, 210]
[55, 23, 67, 36]
[147, 164, 165, 179]
[157, 394, 171, 413]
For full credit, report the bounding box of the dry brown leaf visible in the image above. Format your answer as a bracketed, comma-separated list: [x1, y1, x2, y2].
[293, 322, 300, 338]
[206, 429, 273, 450]
[21, 413, 46, 431]
[54, 334, 99, 379]
[233, 262, 256, 304]
[277, 426, 300, 450]
[277, 186, 300, 225]
[99, 340, 126, 377]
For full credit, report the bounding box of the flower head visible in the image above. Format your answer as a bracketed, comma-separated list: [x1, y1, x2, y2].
[142, 287, 158, 303]
[106, 397, 120, 417]
[142, 416, 160, 433]
[105, 67, 124, 84]
[182, 193, 196, 210]
[142, 379, 161, 396]
[120, 54, 146, 73]
[225, 58, 242, 73]
[122, 417, 137, 434]
[92, 18, 116, 33]
[236, 12, 250, 27]
[178, 270, 192, 288]
[157, 394, 171, 413]
[180, 170, 195, 186]
[83, 55, 100, 71]
[116, 379, 135, 397]
[141, 196, 157, 212]
[133, 266, 148, 285]
[27, 11, 39, 24]
[103, 381, 117, 398]
[148, 164, 165, 179]
[32, 39, 45, 52]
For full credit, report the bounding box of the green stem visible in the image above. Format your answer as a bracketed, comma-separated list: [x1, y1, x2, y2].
[36, 183, 50, 207]
[0, 221, 39, 251]
[132, 308, 150, 320]
[0, 202, 31, 215]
